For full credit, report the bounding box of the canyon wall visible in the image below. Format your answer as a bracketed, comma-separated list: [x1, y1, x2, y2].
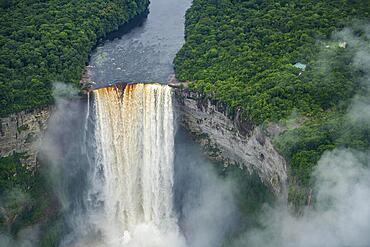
[174, 88, 287, 195]
[0, 106, 52, 169]
[0, 84, 288, 196]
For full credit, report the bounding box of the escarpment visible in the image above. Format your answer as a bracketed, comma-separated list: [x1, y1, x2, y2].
[0, 106, 52, 169]
[174, 87, 287, 196]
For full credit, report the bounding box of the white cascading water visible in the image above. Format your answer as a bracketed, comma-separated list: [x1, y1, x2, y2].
[92, 83, 184, 246]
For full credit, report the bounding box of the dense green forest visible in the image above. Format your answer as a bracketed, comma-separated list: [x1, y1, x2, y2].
[175, 0, 370, 208]
[0, 0, 149, 117]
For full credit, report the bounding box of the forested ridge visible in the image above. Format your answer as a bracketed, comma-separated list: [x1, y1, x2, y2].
[0, 0, 149, 117]
[175, 0, 370, 208]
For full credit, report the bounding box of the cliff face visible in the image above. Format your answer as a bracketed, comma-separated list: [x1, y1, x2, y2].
[0, 106, 52, 169]
[174, 89, 287, 195]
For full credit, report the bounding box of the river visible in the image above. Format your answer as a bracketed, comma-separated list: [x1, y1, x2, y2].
[89, 0, 191, 84]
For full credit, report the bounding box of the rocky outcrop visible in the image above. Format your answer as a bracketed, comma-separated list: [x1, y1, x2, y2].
[174, 88, 287, 195]
[0, 106, 52, 169]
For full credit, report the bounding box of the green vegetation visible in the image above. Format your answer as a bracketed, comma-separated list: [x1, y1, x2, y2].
[175, 0, 370, 208]
[0, 0, 149, 117]
[39, 215, 64, 247]
[0, 153, 64, 245]
[223, 168, 274, 247]
[0, 153, 58, 232]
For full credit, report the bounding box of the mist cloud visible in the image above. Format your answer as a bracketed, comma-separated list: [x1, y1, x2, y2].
[174, 129, 240, 247]
[39, 82, 93, 246]
[343, 24, 370, 126]
[0, 189, 39, 247]
[0, 224, 40, 247]
[40, 82, 82, 210]
[235, 149, 370, 247]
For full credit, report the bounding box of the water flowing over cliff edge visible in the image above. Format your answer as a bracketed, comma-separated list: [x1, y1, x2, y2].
[80, 84, 184, 246]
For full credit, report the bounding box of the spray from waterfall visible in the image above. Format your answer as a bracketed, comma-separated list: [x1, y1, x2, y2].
[91, 83, 184, 246]
[85, 91, 90, 133]
[82, 91, 90, 155]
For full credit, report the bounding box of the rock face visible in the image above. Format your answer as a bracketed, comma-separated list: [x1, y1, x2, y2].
[0, 106, 52, 169]
[174, 89, 287, 195]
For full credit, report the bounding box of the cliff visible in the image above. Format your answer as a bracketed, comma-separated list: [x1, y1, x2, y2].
[0, 106, 52, 169]
[174, 88, 287, 196]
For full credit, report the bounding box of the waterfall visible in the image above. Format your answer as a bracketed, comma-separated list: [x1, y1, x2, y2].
[92, 83, 183, 246]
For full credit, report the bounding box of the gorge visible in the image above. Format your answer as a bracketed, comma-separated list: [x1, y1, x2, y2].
[4, 0, 275, 245]
[2, 0, 370, 246]
[56, 80, 277, 246]
[41, 0, 281, 244]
